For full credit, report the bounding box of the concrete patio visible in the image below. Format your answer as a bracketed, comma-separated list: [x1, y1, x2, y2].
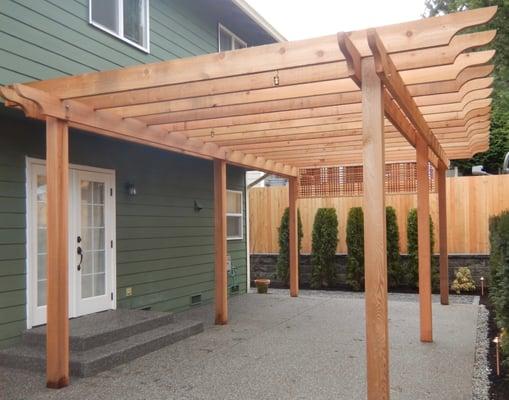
[0, 291, 479, 400]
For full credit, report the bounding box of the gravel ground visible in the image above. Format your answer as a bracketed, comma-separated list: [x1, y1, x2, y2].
[472, 305, 490, 400]
[259, 288, 478, 305]
[1, 292, 480, 400]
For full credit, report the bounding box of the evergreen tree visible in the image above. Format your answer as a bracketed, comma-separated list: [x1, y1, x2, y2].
[310, 208, 339, 289]
[386, 206, 402, 288]
[276, 207, 303, 285]
[346, 207, 365, 291]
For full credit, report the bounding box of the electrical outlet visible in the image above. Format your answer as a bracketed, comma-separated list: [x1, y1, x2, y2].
[126, 287, 133, 296]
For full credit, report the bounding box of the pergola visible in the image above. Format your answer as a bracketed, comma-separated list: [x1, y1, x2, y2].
[0, 6, 496, 398]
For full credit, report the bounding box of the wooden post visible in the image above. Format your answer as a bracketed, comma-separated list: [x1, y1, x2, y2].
[45, 117, 69, 389]
[438, 164, 449, 305]
[214, 159, 228, 325]
[362, 57, 390, 400]
[289, 176, 299, 297]
[416, 136, 433, 342]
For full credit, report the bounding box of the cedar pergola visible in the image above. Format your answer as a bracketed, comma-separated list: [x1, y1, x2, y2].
[0, 6, 496, 398]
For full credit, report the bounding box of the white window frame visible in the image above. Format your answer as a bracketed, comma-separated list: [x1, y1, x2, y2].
[218, 23, 247, 52]
[89, 0, 150, 53]
[227, 189, 243, 240]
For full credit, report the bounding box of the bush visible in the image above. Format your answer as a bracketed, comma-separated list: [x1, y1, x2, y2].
[451, 267, 476, 294]
[386, 206, 401, 288]
[310, 208, 339, 289]
[406, 208, 438, 289]
[276, 207, 303, 285]
[346, 207, 364, 291]
[489, 210, 509, 361]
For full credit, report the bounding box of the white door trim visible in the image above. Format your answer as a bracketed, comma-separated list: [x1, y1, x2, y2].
[25, 157, 117, 328]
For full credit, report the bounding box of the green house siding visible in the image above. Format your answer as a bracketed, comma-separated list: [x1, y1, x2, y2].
[0, 0, 272, 85]
[0, 110, 247, 347]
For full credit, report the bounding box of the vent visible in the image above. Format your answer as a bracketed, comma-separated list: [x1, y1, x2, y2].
[191, 294, 202, 306]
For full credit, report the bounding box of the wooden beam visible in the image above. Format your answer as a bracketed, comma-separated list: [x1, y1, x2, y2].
[26, 7, 496, 99]
[362, 57, 390, 400]
[416, 136, 433, 342]
[289, 177, 299, 297]
[3, 84, 297, 177]
[367, 29, 448, 165]
[214, 159, 228, 325]
[438, 164, 449, 306]
[45, 117, 69, 389]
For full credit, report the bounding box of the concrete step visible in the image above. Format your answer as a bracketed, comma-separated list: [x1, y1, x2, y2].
[22, 309, 175, 351]
[0, 319, 203, 377]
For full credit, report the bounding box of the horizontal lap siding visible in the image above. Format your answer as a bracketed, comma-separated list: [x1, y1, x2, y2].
[0, 0, 218, 85]
[0, 114, 247, 346]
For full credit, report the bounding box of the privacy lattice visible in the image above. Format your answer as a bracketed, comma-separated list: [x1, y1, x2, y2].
[298, 162, 436, 198]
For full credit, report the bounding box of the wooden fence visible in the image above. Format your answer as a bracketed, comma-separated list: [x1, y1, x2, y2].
[249, 175, 509, 255]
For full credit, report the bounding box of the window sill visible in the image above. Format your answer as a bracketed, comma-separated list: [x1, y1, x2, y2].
[90, 21, 150, 54]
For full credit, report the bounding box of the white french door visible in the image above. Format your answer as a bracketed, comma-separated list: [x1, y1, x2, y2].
[27, 159, 116, 328]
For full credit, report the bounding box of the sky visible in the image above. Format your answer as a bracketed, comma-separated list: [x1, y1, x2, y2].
[246, 0, 428, 40]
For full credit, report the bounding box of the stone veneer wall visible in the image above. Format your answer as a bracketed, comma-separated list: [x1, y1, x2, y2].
[251, 254, 490, 289]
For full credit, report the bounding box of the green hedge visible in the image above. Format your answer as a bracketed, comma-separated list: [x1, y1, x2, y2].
[386, 206, 401, 288]
[310, 208, 339, 289]
[489, 210, 509, 362]
[276, 207, 303, 285]
[406, 208, 439, 289]
[346, 207, 364, 291]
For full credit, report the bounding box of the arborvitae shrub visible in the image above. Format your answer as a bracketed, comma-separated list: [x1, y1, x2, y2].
[489, 210, 509, 361]
[451, 267, 476, 294]
[386, 206, 401, 288]
[346, 207, 364, 291]
[276, 207, 303, 285]
[310, 208, 339, 289]
[406, 208, 438, 289]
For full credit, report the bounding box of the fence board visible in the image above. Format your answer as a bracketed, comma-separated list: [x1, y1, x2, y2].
[249, 175, 509, 255]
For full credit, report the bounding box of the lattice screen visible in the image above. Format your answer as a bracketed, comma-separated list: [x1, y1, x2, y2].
[298, 162, 436, 198]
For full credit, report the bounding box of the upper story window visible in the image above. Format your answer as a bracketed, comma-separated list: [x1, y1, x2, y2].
[218, 24, 247, 52]
[89, 0, 150, 52]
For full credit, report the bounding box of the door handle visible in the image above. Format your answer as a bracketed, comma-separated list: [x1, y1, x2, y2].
[77, 246, 83, 271]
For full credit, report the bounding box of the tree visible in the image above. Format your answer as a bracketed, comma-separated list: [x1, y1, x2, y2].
[386, 206, 402, 288]
[346, 207, 364, 291]
[310, 208, 339, 289]
[424, 0, 509, 174]
[276, 207, 304, 285]
[406, 208, 438, 288]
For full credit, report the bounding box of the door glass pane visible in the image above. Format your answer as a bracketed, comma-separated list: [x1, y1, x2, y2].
[91, 0, 119, 33]
[124, 0, 144, 45]
[36, 175, 47, 306]
[81, 180, 107, 298]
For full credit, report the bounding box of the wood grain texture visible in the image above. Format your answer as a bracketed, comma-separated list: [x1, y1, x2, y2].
[289, 177, 299, 297]
[362, 57, 389, 400]
[45, 117, 69, 388]
[438, 165, 449, 305]
[214, 159, 228, 325]
[416, 136, 433, 343]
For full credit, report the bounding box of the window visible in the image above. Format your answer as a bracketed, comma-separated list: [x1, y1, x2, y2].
[227, 190, 243, 240]
[90, 0, 149, 52]
[218, 24, 247, 52]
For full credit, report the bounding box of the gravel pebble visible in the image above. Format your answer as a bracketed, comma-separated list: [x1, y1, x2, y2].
[472, 305, 490, 400]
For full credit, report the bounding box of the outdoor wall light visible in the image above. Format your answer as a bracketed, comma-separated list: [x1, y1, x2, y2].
[194, 200, 203, 212]
[126, 182, 137, 197]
